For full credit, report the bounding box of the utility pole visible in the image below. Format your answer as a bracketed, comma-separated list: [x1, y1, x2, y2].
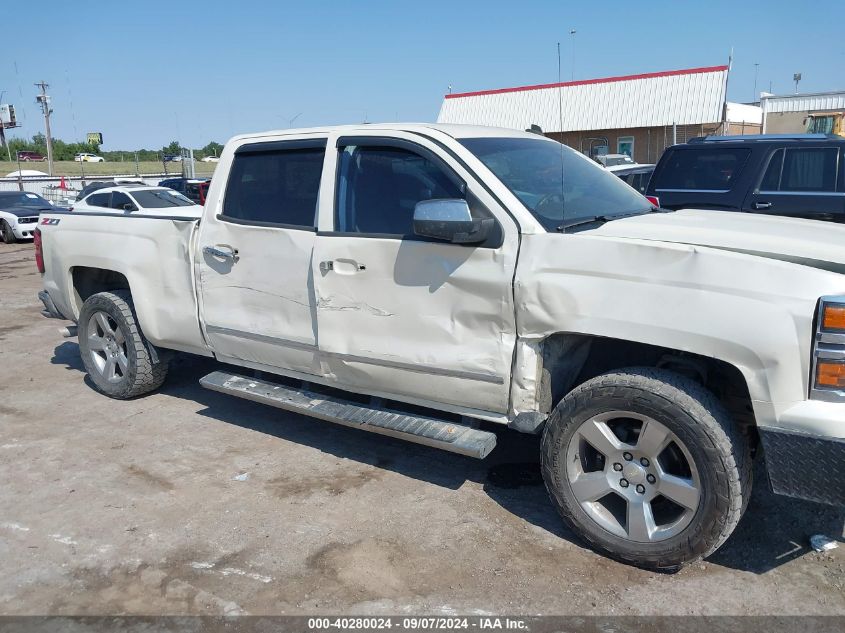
[0, 121, 7, 162]
[0, 90, 13, 161]
[35, 81, 54, 176]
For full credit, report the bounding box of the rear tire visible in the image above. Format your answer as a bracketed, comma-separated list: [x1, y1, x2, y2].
[540, 367, 751, 570]
[1, 220, 16, 244]
[78, 290, 168, 399]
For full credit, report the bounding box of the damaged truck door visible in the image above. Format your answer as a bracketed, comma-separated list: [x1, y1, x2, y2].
[311, 134, 519, 414]
[197, 138, 327, 376]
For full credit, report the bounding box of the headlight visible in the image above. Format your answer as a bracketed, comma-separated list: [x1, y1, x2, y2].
[811, 296, 845, 402]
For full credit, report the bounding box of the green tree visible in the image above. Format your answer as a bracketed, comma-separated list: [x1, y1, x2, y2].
[200, 141, 224, 159]
[162, 140, 181, 156]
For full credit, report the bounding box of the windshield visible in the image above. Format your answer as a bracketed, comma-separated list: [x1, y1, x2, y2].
[0, 193, 52, 209]
[459, 137, 652, 231]
[130, 189, 195, 208]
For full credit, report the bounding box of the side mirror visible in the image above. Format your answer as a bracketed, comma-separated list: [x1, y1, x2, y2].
[412, 199, 493, 245]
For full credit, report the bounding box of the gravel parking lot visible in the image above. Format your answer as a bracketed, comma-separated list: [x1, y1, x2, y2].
[1, 241, 843, 616]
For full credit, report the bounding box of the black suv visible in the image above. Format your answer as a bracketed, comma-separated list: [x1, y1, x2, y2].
[646, 134, 845, 222]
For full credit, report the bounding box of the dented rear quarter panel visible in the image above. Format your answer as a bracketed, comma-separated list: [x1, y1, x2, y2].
[39, 214, 209, 356]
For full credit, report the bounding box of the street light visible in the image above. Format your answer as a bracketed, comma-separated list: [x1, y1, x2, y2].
[753, 63, 759, 102]
[288, 112, 302, 128]
[569, 29, 577, 81]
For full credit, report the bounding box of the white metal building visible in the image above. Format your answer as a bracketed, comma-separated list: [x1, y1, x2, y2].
[437, 65, 760, 163]
[761, 91, 845, 134]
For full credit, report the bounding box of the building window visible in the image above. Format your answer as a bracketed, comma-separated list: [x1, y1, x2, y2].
[617, 136, 635, 159]
[806, 115, 835, 134]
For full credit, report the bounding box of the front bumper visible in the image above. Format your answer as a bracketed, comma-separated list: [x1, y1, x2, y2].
[12, 222, 38, 239]
[760, 428, 845, 506]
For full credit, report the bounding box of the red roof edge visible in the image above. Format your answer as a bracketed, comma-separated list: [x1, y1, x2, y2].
[444, 65, 729, 99]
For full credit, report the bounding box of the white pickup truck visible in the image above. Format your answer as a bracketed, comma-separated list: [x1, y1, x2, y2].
[36, 124, 845, 570]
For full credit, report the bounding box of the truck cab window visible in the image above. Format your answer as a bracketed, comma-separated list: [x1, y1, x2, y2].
[223, 148, 325, 227]
[86, 192, 110, 207]
[335, 146, 463, 235]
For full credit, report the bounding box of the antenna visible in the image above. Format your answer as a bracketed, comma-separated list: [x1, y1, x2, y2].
[557, 42, 566, 232]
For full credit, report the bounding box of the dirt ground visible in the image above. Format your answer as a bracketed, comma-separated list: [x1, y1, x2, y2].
[1, 241, 843, 616]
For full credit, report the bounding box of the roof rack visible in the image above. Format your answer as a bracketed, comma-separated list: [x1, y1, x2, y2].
[687, 133, 841, 144]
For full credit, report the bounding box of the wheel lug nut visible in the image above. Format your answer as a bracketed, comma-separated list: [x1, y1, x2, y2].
[623, 452, 633, 461]
[636, 484, 645, 494]
[647, 474, 656, 484]
[619, 479, 629, 488]
[613, 463, 622, 471]
[640, 457, 650, 467]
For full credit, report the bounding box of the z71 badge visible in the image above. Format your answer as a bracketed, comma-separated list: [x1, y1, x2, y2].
[40, 218, 61, 225]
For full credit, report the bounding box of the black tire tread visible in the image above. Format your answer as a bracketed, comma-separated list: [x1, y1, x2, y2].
[78, 290, 168, 399]
[540, 367, 751, 570]
[1, 220, 16, 244]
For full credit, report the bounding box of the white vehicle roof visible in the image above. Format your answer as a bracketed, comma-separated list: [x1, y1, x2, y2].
[85, 185, 163, 196]
[227, 122, 551, 144]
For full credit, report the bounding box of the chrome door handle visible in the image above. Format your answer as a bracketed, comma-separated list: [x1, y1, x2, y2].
[753, 202, 772, 210]
[203, 245, 239, 261]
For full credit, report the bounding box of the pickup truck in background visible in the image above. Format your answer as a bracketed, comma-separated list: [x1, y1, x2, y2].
[36, 123, 845, 570]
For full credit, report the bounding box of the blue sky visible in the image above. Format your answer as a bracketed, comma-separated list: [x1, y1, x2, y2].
[3, 0, 843, 150]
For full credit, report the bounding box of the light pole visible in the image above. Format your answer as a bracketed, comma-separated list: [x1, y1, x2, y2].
[569, 29, 577, 81]
[288, 112, 302, 128]
[753, 63, 759, 102]
[793, 73, 802, 94]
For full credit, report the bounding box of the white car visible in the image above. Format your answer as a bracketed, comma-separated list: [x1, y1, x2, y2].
[201, 156, 220, 163]
[596, 153, 637, 170]
[0, 191, 56, 243]
[72, 185, 202, 218]
[74, 153, 105, 163]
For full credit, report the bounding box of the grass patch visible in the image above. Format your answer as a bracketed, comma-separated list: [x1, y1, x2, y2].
[0, 161, 217, 178]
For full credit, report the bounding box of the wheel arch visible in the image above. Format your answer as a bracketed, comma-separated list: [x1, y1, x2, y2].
[71, 266, 131, 315]
[534, 332, 758, 447]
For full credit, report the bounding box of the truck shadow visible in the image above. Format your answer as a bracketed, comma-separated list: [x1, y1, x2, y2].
[52, 344, 845, 575]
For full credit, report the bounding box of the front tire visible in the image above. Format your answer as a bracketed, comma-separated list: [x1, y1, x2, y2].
[1, 220, 16, 244]
[541, 367, 751, 570]
[78, 290, 168, 399]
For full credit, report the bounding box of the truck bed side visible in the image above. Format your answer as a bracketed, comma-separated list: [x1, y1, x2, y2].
[39, 212, 210, 356]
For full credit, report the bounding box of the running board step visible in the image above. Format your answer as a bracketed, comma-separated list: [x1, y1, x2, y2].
[199, 371, 497, 459]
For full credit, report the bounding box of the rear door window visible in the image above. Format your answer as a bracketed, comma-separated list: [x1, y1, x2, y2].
[223, 145, 325, 228]
[86, 192, 110, 207]
[656, 148, 751, 191]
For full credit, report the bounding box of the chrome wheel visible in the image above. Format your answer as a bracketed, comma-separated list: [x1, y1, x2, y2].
[565, 411, 701, 543]
[86, 311, 129, 383]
